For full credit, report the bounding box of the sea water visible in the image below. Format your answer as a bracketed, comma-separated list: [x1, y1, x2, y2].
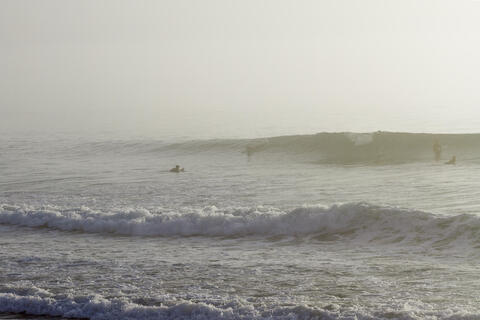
[1, 132, 480, 319]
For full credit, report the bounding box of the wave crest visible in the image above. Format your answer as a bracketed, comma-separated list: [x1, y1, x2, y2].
[1, 289, 478, 320]
[165, 132, 480, 164]
[1, 203, 480, 248]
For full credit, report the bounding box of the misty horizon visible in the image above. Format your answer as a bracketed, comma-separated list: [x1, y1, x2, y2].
[2, 1, 480, 138]
[2, 2, 480, 320]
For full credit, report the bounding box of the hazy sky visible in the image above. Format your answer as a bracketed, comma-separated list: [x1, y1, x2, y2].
[1, 0, 480, 138]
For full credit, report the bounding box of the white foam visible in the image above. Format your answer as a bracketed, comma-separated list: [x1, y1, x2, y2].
[1, 203, 479, 249]
[1, 291, 478, 320]
[344, 132, 374, 146]
[0, 289, 340, 320]
[0, 293, 233, 320]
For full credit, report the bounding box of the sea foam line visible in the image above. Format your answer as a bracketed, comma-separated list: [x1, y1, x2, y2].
[1, 291, 478, 320]
[1, 203, 479, 247]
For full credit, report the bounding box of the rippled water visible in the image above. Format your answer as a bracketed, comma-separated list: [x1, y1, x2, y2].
[1, 133, 480, 319]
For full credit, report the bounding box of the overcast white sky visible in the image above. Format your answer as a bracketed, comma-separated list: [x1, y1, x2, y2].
[1, 0, 480, 138]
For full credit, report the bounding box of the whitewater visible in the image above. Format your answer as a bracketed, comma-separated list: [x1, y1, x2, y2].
[2, 132, 480, 320]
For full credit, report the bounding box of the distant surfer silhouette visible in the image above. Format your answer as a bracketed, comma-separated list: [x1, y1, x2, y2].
[445, 156, 456, 165]
[170, 165, 184, 172]
[433, 140, 442, 161]
[244, 140, 268, 157]
[374, 147, 385, 164]
[246, 145, 254, 157]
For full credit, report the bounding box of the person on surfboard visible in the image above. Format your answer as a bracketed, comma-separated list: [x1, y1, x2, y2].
[445, 156, 456, 165]
[170, 165, 185, 172]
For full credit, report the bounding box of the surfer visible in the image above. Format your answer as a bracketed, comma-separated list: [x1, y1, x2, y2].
[445, 156, 456, 165]
[246, 145, 254, 157]
[374, 147, 385, 164]
[433, 140, 442, 161]
[170, 165, 184, 172]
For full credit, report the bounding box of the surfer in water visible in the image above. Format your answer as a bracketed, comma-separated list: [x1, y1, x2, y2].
[246, 145, 254, 157]
[433, 140, 442, 161]
[170, 165, 185, 172]
[445, 156, 456, 165]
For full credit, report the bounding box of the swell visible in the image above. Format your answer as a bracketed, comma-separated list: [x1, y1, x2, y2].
[1, 203, 480, 249]
[216, 131, 480, 164]
[16, 132, 480, 164]
[101, 132, 480, 164]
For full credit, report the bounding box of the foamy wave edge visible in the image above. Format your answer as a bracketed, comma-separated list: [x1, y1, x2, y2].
[0, 292, 243, 320]
[1, 203, 480, 247]
[1, 291, 478, 320]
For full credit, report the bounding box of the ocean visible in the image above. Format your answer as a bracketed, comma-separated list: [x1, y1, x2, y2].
[1, 131, 480, 319]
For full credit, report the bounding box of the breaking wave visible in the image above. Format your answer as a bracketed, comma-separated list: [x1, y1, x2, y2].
[1, 203, 480, 249]
[78, 131, 480, 164]
[207, 131, 480, 164]
[25, 132, 480, 164]
[0, 288, 478, 320]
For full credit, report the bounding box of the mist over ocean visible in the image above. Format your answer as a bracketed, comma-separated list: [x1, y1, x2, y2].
[2, 129, 480, 320]
[2, 0, 480, 318]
